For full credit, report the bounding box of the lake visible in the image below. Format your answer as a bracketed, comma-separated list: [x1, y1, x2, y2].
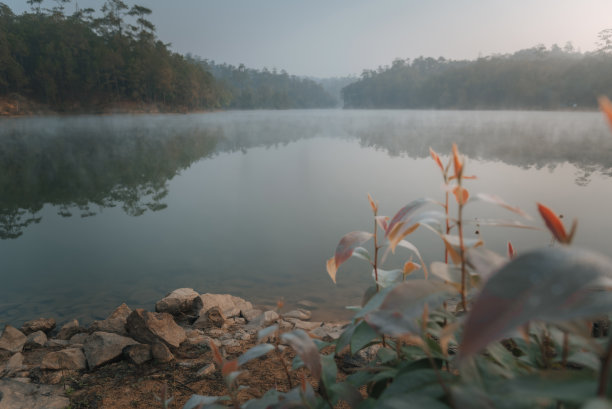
[1, 109, 611, 326]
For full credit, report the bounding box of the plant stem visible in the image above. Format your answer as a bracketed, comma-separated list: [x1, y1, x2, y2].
[562, 332, 569, 367]
[457, 201, 467, 312]
[444, 190, 450, 264]
[373, 210, 380, 292]
[597, 336, 612, 397]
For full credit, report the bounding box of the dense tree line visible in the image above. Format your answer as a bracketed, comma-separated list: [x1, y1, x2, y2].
[342, 43, 612, 109]
[197, 59, 336, 109]
[0, 0, 335, 112]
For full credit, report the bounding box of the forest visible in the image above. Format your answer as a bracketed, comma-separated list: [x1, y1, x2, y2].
[342, 43, 612, 109]
[0, 0, 335, 113]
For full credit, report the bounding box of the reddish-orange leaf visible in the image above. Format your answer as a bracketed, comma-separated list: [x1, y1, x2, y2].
[429, 147, 444, 172]
[326, 257, 337, 284]
[452, 143, 463, 177]
[388, 222, 420, 252]
[222, 359, 238, 377]
[452, 186, 469, 205]
[209, 340, 223, 366]
[507, 241, 516, 259]
[375, 215, 389, 232]
[598, 96, 612, 129]
[277, 299, 285, 310]
[403, 261, 421, 276]
[331, 231, 373, 280]
[367, 193, 378, 214]
[537, 203, 568, 243]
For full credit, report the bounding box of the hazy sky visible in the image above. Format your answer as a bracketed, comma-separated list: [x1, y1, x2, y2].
[5, 0, 612, 77]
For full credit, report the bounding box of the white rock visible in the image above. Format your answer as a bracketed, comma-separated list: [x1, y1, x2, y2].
[197, 294, 253, 318]
[283, 309, 312, 320]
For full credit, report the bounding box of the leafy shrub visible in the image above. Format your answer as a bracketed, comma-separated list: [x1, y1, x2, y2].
[181, 105, 612, 408]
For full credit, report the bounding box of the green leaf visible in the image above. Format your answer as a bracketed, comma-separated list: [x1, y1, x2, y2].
[353, 247, 372, 262]
[350, 320, 379, 354]
[582, 398, 612, 409]
[182, 395, 219, 409]
[328, 382, 363, 407]
[374, 268, 403, 288]
[320, 353, 337, 391]
[257, 324, 278, 341]
[378, 395, 451, 409]
[461, 247, 612, 359]
[237, 343, 274, 366]
[335, 321, 358, 354]
[379, 369, 453, 400]
[376, 347, 398, 364]
[281, 329, 322, 381]
[365, 280, 455, 336]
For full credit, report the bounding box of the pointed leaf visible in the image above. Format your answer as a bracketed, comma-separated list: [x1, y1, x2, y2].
[258, 324, 278, 341]
[452, 143, 463, 177]
[237, 343, 275, 366]
[376, 215, 389, 232]
[471, 193, 531, 219]
[209, 340, 223, 366]
[281, 329, 322, 381]
[464, 219, 537, 229]
[465, 247, 507, 282]
[352, 247, 371, 262]
[537, 202, 569, 244]
[329, 231, 373, 283]
[365, 280, 455, 336]
[460, 247, 612, 360]
[367, 193, 378, 214]
[386, 198, 436, 237]
[222, 359, 238, 377]
[388, 210, 445, 252]
[508, 241, 516, 259]
[429, 147, 444, 172]
[350, 320, 379, 354]
[404, 261, 421, 276]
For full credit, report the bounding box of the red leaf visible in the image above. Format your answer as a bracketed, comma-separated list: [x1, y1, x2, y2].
[508, 241, 516, 259]
[452, 186, 469, 205]
[209, 340, 223, 366]
[429, 147, 444, 172]
[598, 96, 612, 129]
[452, 143, 463, 178]
[327, 231, 373, 283]
[367, 193, 378, 214]
[222, 359, 238, 377]
[537, 203, 568, 244]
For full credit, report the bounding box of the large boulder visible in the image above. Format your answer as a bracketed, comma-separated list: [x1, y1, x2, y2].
[196, 294, 253, 319]
[83, 332, 139, 369]
[0, 379, 69, 409]
[155, 288, 201, 316]
[126, 309, 186, 348]
[20, 318, 56, 335]
[25, 331, 47, 349]
[1, 352, 24, 376]
[0, 326, 26, 353]
[151, 342, 174, 363]
[89, 303, 132, 335]
[41, 348, 86, 370]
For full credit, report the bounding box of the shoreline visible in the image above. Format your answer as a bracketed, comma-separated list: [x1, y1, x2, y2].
[0, 288, 349, 408]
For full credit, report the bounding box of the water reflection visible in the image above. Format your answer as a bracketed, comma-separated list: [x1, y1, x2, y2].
[0, 110, 609, 239]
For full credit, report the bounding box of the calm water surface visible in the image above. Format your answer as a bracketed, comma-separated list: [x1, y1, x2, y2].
[1, 110, 611, 326]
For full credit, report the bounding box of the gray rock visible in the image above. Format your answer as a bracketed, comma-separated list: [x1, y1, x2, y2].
[197, 294, 253, 318]
[20, 318, 56, 336]
[193, 307, 226, 329]
[124, 344, 152, 365]
[151, 342, 174, 363]
[241, 309, 263, 323]
[90, 303, 132, 335]
[1, 353, 24, 376]
[41, 348, 86, 370]
[44, 339, 69, 348]
[0, 379, 69, 409]
[0, 326, 26, 353]
[248, 311, 279, 328]
[310, 323, 347, 341]
[286, 319, 322, 332]
[69, 333, 89, 345]
[83, 332, 139, 368]
[126, 309, 186, 349]
[25, 331, 47, 348]
[284, 309, 312, 321]
[56, 319, 81, 340]
[155, 288, 201, 315]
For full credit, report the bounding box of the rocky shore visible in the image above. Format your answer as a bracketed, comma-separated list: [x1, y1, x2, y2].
[0, 288, 348, 409]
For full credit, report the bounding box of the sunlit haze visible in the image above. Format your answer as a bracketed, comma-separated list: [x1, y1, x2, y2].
[4, 0, 612, 77]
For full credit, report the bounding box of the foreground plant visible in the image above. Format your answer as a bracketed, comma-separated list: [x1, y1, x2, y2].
[182, 141, 612, 408]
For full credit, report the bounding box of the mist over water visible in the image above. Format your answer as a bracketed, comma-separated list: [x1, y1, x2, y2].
[0, 110, 611, 326]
